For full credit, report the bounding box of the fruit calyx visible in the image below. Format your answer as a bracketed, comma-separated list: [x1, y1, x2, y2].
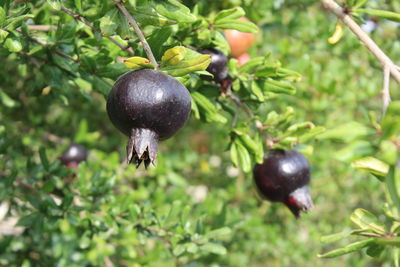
[284, 186, 313, 218]
[127, 128, 159, 168]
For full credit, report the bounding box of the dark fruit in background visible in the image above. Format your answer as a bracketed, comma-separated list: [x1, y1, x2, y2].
[224, 17, 256, 58]
[199, 48, 228, 82]
[253, 149, 313, 218]
[106, 69, 191, 168]
[60, 143, 88, 169]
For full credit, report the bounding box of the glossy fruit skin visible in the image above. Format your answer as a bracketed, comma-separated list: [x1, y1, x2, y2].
[224, 17, 256, 58]
[60, 143, 88, 169]
[106, 69, 191, 167]
[253, 149, 312, 218]
[237, 53, 250, 67]
[199, 48, 228, 82]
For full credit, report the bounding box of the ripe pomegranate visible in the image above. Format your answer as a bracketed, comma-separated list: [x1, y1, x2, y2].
[237, 52, 250, 66]
[199, 48, 228, 82]
[253, 149, 313, 218]
[60, 143, 88, 169]
[224, 17, 256, 58]
[106, 69, 191, 168]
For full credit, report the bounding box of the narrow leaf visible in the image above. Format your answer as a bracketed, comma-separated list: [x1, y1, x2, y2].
[350, 208, 386, 235]
[351, 157, 389, 177]
[318, 239, 374, 258]
[357, 9, 400, 23]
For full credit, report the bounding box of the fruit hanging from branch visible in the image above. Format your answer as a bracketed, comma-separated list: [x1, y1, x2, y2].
[60, 143, 88, 169]
[106, 69, 191, 168]
[253, 149, 313, 218]
[224, 17, 256, 58]
[199, 48, 229, 82]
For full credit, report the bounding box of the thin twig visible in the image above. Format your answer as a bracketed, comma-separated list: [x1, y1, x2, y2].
[321, 0, 400, 84]
[60, 6, 134, 55]
[17, 29, 79, 63]
[228, 92, 253, 118]
[382, 65, 391, 115]
[113, 0, 158, 68]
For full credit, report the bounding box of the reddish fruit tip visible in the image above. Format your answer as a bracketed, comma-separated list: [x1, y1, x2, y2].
[237, 53, 250, 66]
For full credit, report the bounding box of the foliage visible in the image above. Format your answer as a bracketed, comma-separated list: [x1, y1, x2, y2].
[0, 0, 399, 266]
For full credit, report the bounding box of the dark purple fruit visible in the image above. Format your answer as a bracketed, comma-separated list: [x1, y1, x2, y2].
[60, 143, 88, 169]
[106, 69, 191, 168]
[199, 48, 228, 82]
[253, 149, 313, 218]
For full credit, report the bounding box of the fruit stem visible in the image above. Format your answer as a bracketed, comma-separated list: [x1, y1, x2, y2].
[114, 0, 158, 68]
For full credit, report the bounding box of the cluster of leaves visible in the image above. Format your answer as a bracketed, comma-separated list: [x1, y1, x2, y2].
[0, 0, 326, 265]
[313, 0, 400, 262]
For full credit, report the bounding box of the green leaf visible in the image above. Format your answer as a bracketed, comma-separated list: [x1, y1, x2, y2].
[235, 141, 251, 173]
[350, 208, 386, 235]
[191, 91, 227, 123]
[214, 7, 245, 22]
[317, 121, 373, 142]
[357, 9, 400, 23]
[285, 122, 315, 137]
[5, 14, 34, 29]
[147, 27, 173, 58]
[254, 62, 280, 77]
[161, 46, 186, 65]
[0, 29, 9, 42]
[201, 243, 227, 255]
[259, 79, 296, 95]
[230, 142, 239, 167]
[299, 126, 326, 143]
[375, 237, 400, 246]
[214, 19, 258, 33]
[351, 157, 389, 177]
[133, 5, 176, 26]
[123, 57, 155, 70]
[236, 133, 263, 163]
[239, 56, 270, 72]
[99, 10, 119, 37]
[381, 101, 400, 139]
[153, 0, 196, 23]
[74, 0, 82, 11]
[0, 7, 5, 26]
[4, 38, 22, 52]
[352, 0, 368, 9]
[320, 229, 366, 244]
[250, 81, 264, 101]
[379, 141, 398, 165]
[206, 227, 232, 239]
[366, 243, 384, 258]
[173, 244, 186, 256]
[386, 166, 400, 215]
[161, 54, 211, 77]
[318, 239, 374, 258]
[39, 147, 49, 171]
[276, 67, 302, 81]
[17, 212, 39, 227]
[0, 90, 19, 108]
[46, 0, 61, 10]
[97, 63, 130, 79]
[211, 30, 231, 56]
[334, 140, 374, 162]
[91, 76, 112, 97]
